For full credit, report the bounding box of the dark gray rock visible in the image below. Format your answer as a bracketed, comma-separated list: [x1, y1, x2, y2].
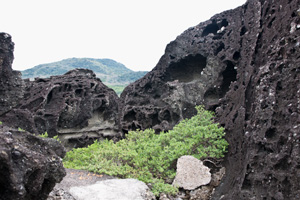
[119, 0, 300, 199]
[0, 33, 25, 116]
[0, 125, 66, 200]
[1, 69, 120, 150]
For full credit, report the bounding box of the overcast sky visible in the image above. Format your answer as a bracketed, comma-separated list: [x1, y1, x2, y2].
[2, 0, 246, 71]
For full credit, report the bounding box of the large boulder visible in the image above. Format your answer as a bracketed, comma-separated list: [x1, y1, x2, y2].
[1, 69, 120, 150]
[69, 179, 155, 200]
[0, 125, 66, 200]
[120, 0, 300, 199]
[172, 155, 211, 190]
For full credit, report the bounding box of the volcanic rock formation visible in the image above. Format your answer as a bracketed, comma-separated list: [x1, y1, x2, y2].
[1, 68, 120, 150]
[0, 125, 66, 200]
[1, 0, 300, 198]
[120, 0, 300, 199]
[0, 33, 24, 116]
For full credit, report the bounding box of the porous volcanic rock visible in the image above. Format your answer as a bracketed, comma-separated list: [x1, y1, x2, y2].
[120, 0, 300, 199]
[0, 125, 66, 200]
[1, 69, 120, 150]
[0, 33, 24, 116]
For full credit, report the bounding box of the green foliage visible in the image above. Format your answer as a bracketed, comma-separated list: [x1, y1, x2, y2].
[39, 132, 60, 142]
[18, 127, 25, 132]
[63, 106, 228, 196]
[53, 135, 61, 142]
[40, 131, 49, 138]
[21, 58, 148, 89]
[0, 121, 2, 125]
[107, 85, 126, 96]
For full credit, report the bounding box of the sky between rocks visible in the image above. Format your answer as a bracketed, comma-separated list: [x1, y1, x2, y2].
[1, 0, 246, 71]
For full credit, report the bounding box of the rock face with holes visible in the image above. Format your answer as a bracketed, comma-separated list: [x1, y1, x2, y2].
[120, 0, 300, 199]
[0, 125, 66, 200]
[1, 69, 120, 150]
[0, 33, 25, 116]
[120, 11, 238, 133]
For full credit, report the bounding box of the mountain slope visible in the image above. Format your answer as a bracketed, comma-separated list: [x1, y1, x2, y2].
[21, 58, 148, 86]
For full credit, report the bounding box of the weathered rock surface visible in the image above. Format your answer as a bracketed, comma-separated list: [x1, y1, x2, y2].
[69, 178, 155, 200]
[173, 156, 211, 190]
[0, 33, 25, 116]
[1, 69, 120, 150]
[120, 0, 300, 199]
[0, 125, 66, 200]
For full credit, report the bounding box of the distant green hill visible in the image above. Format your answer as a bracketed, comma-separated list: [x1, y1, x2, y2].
[21, 58, 148, 95]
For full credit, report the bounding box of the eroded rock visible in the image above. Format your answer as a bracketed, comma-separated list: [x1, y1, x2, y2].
[119, 0, 300, 199]
[0, 125, 66, 200]
[0, 33, 24, 116]
[1, 69, 120, 150]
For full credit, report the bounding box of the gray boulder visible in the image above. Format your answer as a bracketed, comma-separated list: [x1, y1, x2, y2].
[69, 178, 155, 200]
[173, 155, 211, 190]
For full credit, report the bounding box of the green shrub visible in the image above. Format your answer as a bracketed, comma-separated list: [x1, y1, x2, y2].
[63, 106, 228, 196]
[0, 121, 2, 125]
[18, 127, 25, 132]
[39, 131, 60, 142]
[40, 132, 49, 138]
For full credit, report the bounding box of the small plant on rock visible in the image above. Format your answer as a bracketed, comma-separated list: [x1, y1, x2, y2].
[63, 105, 228, 196]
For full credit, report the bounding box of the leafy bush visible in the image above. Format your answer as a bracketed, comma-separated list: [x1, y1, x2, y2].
[0, 121, 2, 125]
[63, 106, 228, 196]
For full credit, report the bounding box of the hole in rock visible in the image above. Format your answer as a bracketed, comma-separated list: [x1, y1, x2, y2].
[240, 26, 248, 36]
[202, 19, 229, 37]
[220, 19, 229, 27]
[165, 54, 207, 83]
[150, 113, 160, 126]
[159, 109, 171, 121]
[202, 22, 219, 37]
[233, 51, 241, 60]
[274, 156, 289, 170]
[124, 110, 136, 122]
[267, 17, 276, 28]
[265, 128, 276, 139]
[220, 61, 237, 96]
[276, 81, 283, 91]
[75, 89, 83, 97]
[46, 90, 53, 104]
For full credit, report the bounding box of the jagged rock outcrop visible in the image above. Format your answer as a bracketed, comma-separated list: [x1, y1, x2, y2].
[120, 0, 300, 199]
[1, 69, 120, 150]
[0, 125, 66, 200]
[0, 33, 24, 116]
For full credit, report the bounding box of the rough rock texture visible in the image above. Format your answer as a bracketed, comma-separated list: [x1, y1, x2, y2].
[1, 69, 120, 150]
[172, 156, 211, 190]
[0, 33, 24, 116]
[0, 125, 66, 200]
[69, 179, 155, 200]
[120, 0, 300, 199]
